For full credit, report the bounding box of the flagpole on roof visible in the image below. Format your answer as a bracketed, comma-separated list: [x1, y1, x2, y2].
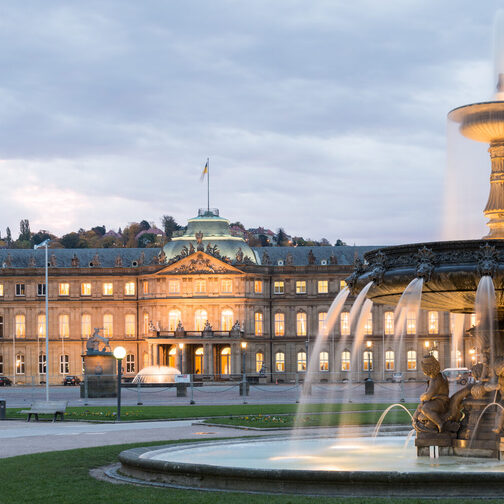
[207, 157, 210, 212]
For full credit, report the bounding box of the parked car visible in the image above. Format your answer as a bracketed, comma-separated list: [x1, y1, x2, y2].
[442, 368, 473, 385]
[63, 375, 81, 386]
[0, 376, 12, 386]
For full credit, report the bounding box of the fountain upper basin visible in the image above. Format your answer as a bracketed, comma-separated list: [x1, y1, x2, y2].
[349, 239, 504, 313]
[448, 101, 504, 142]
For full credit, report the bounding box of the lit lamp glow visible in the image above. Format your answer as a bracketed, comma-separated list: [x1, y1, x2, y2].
[113, 346, 126, 421]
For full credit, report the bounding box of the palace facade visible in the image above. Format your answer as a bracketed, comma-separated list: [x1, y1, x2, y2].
[0, 209, 470, 384]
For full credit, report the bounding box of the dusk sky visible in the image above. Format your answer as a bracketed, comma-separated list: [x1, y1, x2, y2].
[1, 1, 502, 245]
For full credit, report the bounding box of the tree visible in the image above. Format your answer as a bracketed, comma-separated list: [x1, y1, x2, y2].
[276, 228, 290, 247]
[335, 239, 347, 246]
[32, 231, 52, 246]
[91, 225, 106, 237]
[19, 219, 31, 242]
[138, 233, 156, 248]
[161, 215, 181, 241]
[139, 220, 150, 231]
[60, 232, 84, 248]
[6, 227, 12, 248]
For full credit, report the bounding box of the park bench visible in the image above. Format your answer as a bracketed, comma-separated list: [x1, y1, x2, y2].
[19, 400, 68, 422]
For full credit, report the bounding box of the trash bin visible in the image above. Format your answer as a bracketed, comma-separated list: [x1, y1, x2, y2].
[364, 378, 374, 395]
[0, 399, 6, 420]
[239, 382, 250, 396]
[176, 384, 187, 397]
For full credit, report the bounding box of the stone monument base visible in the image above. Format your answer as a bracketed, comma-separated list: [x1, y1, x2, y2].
[80, 353, 117, 398]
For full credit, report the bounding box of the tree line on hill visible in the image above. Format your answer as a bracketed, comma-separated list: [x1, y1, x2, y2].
[0, 217, 346, 249]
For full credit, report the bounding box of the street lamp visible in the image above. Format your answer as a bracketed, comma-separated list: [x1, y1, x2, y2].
[240, 341, 247, 374]
[113, 346, 126, 421]
[424, 340, 431, 354]
[366, 340, 372, 379]
[34, 239, 50, 400]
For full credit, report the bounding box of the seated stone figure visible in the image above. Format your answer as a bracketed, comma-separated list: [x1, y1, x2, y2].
[412, 355, 450, 433]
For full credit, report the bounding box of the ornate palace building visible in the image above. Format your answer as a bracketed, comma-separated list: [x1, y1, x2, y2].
[0, 209, 467, 384]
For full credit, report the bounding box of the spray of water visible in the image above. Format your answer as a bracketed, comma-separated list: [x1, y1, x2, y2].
[450, 313, 466, 368]
[475, 276, 496, 370]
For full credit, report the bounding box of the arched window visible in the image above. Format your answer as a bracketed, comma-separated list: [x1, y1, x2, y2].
[169, 346, 177, 368]
[385, 350, 395, 371]
[59, 314, 69, 338]
[169, 310, 181, 331]
[341, 351, 351, 371]
[126, 353, 135, 373]
[254, 312, 263, 336]
[296, 312, 307, 336]
[221, 347, 231, 375]
[15, 314, 25, 339]
[275, 352, 285, 372]
[222, 309, 234, 331]
[81, 314, 92, 339]
[363, 351, 373, 371]
[407, 311, 416, 334]
[16, 353, 25, 374]
[195, 309, 207, 331]
[364, 312, 373, 335]
[318, 312, 327, 335]
[320, 351, 329, 371]
[194, 347, 204, 374]
[384, 311, 394, 335]
[38, 353, 46, 374]
[37, 314, 46, 338]
[297, 351, 307, 371]
[407, 350, 417, 370]
[256, 352, 265, 373]
[103, 314, 113, 338]
[125, 314, 135, 337]
[340, 312, 350, 336]
[274, 313, 285, 336]
[60, 354, 69, 374]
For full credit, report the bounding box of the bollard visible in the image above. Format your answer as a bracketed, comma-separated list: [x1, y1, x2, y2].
[84, 375, 89, 406]
[364, 378, 374, 395]
[176, 383, 187, 397]
[137, 381, 143, 406]
[0, 399, 6, 420]
[189, 378, 195, 405]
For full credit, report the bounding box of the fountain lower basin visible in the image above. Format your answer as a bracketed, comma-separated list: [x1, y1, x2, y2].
[117, 435, 504, 497]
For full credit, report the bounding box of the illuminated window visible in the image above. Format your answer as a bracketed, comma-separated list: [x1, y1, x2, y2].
[363, 351, 373, 371]
[340, 312, 350, 336]
[364, 312, 373, 335]
[15, 314, 25, 338]
[385, 350, 395, 371]
[15, 284, 25, 296]
[142, 281, 149, 294]
[81, 314, 92, 339]
[340, 280, 347, 290]
[59, 354, 69, 374]
[254, 280, 263, 294]
[194, 347, 203, 374]
[168, 310, 181, 331]
[470, 314, 476, 328]
[320, 351, 329, 371]
[256, 352, 265, 373]
[143, 313, 149, 335]
[407, 350, 417, 370]
[297, 312, 307, 336]
[406, 311, 416, 335]
[168, 280, 180, 294]
[81, 283, 91, 296]
[58, 283, 69, 296]
[221, 279, 233, 293]
[16, 353, 25, 374]
[37, 314, 46, 338]
[296, 281, 306, 294]
[103, 283, 113, 296]
[195, 309, 208, 331]
[341, 351, 351, 371]
[428, 311, 439, 334]
[221, 347, 231, 375]
[0, 284, 3, 296]
[103, 314, 113, 338]
[297, 351, 307, 371]
[59, 314, 69, 338]
[274, 313, 285, 336]
[384, 311, 394, 335]
[318, 311, 327, 335]
[195, 280, 206, 294]
[318, 280, 328, 293]
[126, 354, 135, 373]
[38, 353, 46, 374]
[125, 282, 135, 296]
[37, 284, 46, 296]
[125, 314, 135, 337]
[168, 346, 177, 368]
[222, 309, 234, 331]
[274, 281, 284, 294]
[275, 352, 285, 372]
[254, 312, 263, 336]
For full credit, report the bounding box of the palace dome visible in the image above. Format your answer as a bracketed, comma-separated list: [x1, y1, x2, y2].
[162, 209, 258, 265]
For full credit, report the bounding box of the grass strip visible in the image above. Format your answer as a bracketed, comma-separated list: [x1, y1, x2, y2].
[0, 439, 501, 504]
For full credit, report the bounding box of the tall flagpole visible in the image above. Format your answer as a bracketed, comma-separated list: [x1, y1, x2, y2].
[207, 157, 210, 212]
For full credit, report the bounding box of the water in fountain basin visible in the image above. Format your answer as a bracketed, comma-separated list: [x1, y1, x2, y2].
[475, 276, 496, 370]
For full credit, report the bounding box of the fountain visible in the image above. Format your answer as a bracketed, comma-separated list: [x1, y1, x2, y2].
[113, 17, 504, 497]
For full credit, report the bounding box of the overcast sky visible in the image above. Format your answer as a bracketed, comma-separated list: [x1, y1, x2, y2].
[0, 1, 502, 245]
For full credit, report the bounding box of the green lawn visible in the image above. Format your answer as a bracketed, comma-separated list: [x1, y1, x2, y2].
[0, 440, 501, 504]
[6, 402, 417, 422]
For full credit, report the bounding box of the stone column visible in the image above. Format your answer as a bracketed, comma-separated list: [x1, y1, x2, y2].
[208, 344, 214, 376]
[231, 343, 240, 374]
